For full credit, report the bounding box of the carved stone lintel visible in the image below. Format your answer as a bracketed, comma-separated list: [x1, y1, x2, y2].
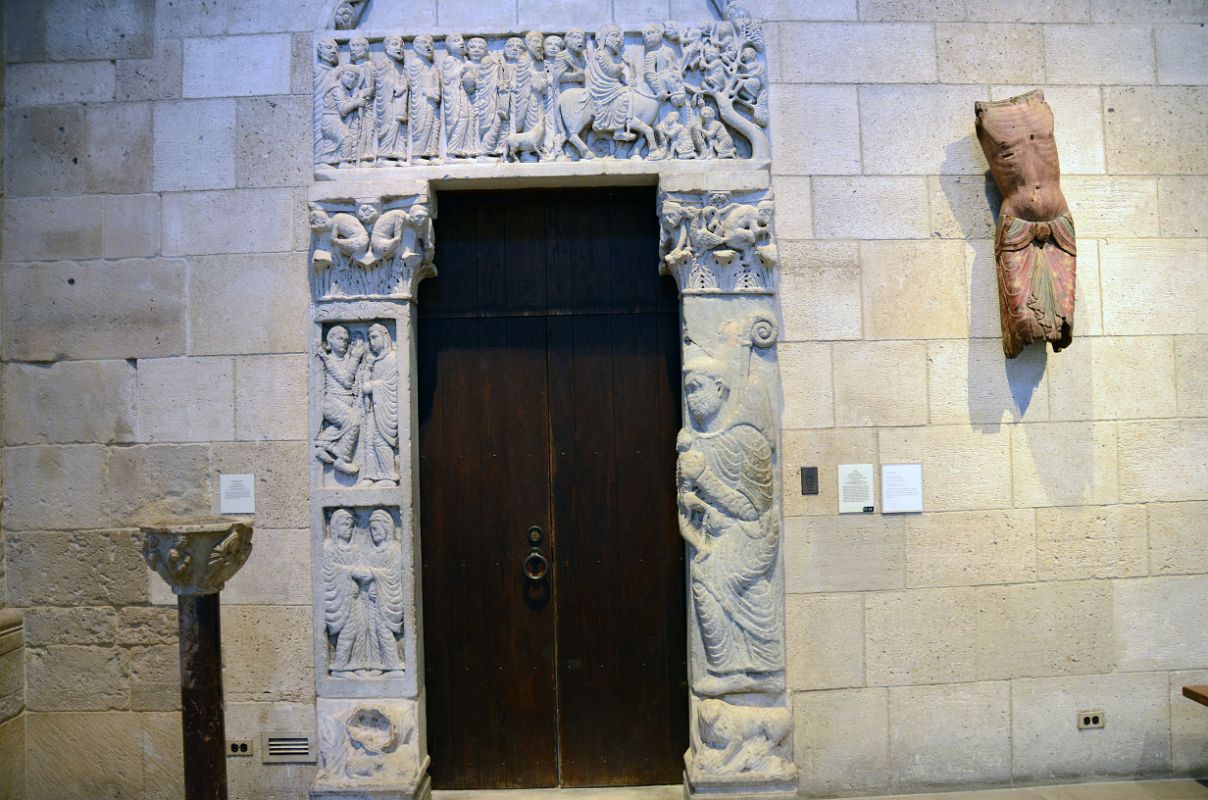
[312, 22, 770, 169]
[141, 518, 254, 596]
[660, 188, 777, 294]
[309, 194, 435, 301]
[313, 699, 428, 799]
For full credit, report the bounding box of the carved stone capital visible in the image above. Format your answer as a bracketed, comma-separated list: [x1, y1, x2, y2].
[309, 193, 436, 302]
[659, 188, 778, 295]
[141, 518, 254, 596]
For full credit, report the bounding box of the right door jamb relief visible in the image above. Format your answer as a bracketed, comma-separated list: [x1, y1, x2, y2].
[660, 184, 797, 799]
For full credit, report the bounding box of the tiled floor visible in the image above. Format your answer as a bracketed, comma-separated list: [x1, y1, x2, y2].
[431, 779, 1208, 800]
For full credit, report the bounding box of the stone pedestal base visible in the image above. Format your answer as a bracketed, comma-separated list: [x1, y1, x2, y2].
[683, 772, 797, 800]
[309, 773, 431, 800]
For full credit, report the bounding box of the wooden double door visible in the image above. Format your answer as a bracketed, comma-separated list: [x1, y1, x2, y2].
[417, 188, 688, 789]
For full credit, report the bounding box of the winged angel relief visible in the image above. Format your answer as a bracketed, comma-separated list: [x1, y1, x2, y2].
[677, 315, 783, 696]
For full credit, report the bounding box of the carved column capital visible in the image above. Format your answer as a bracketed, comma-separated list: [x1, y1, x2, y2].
[309, 192, 436, 302]
[141, 518, 254, 596]
[659, 188, 778, 295]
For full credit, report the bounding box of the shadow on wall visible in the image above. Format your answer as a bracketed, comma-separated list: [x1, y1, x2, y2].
[937, 133, 1099, 504]
[939, 134, 1051, 434]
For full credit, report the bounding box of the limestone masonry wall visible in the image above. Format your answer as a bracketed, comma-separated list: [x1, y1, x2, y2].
[2, 0, 1207, 798]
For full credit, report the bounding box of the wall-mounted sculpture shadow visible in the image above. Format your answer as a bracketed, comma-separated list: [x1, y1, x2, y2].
[938, 136, 1047, 432]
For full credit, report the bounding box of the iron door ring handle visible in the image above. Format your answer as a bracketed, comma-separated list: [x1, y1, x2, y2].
[523, 549, 548, 581]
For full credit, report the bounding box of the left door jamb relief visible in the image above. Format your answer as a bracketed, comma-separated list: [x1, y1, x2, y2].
[309, 180, 435, 800]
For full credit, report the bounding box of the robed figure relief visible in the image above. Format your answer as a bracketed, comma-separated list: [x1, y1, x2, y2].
[976, 89, 1076, 358]
[313, 322, 400, 487]
[358, 324, 400, 487]
[676, 334, 782, 696]
[324, 509, 406, 677]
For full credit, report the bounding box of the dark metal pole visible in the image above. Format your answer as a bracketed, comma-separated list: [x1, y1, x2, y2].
[178, 593, 228, 800]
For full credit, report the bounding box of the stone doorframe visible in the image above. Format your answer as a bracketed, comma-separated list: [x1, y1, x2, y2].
[304, 11, 794, 800]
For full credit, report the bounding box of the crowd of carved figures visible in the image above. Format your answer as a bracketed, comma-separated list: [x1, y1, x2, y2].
[660, 190, 778, 293]
[312, 4, 769, 166]
[314, 322, 400, 487]
[323, 508, 406, 677]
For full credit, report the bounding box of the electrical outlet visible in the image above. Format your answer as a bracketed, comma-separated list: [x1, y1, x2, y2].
[226, 739, 254, 756]
[1077, 710, 1105, 730]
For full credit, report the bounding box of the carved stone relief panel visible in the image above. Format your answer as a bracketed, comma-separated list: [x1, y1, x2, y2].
[315, 319, 400, 489]
[312, 1, 769, 170]
[659, 188, 778, 294]
[321, 507, 406, 678]
[314, 698, 429, 798]
[678, 293, 795, 798]
[309, 193, 434, 301]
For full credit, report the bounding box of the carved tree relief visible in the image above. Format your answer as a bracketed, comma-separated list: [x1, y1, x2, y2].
[312, 1, 770, 168]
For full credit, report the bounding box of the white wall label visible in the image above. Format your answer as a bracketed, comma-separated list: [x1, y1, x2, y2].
[837, 464, 875, 514]
[219, 473, 256, 515]
[881, 463, 923, 514]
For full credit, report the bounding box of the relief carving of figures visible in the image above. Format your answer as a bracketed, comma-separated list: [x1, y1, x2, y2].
[975, 89, 1075, 358]
[312, 318, 402, 486]
[314, 39, 343, 166]
[309, 196, 435, 301]
[441, 34, 482, 158]
[315, 325, 366, 474]
[323, 508, 405, 676]
[315, 702, 421, 792]
[407, 34, 441, 161]
[660, 190, 779, 293]
[375, 35, 409, 164]
[677, 314, 782, 696]
[357, 324, 400, 487]
[583, 24, 659, 157]
[347, 37, 377, 165]
[689, 699, 795, 782]
[312, 24, 771, 167]
[467, 37, 506, 156]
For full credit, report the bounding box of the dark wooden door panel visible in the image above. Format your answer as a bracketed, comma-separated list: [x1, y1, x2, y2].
[549, 312, 687, 787]
[418, 315, 558, 789]
[419, 187, 685, 789]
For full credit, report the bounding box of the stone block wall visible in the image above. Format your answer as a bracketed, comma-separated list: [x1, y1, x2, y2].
[1, 0, 1207, 798]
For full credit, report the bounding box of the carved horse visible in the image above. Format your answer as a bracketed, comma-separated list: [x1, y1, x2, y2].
[557, 73, 661, 159]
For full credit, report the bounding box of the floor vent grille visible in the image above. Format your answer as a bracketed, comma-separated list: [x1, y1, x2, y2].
[261, 731, 316, 764]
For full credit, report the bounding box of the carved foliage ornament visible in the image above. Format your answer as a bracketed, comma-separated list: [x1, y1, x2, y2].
[660, 188, 778, 294]
[322, 507, 406, 677]
[309, 195, 435, 301]
[313, 5, 769, 168]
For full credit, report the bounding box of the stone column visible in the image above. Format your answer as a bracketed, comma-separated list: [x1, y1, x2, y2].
[142, 518, 254, 800]
[658, 180, 797, 800]
[306, 180, 434, 800]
